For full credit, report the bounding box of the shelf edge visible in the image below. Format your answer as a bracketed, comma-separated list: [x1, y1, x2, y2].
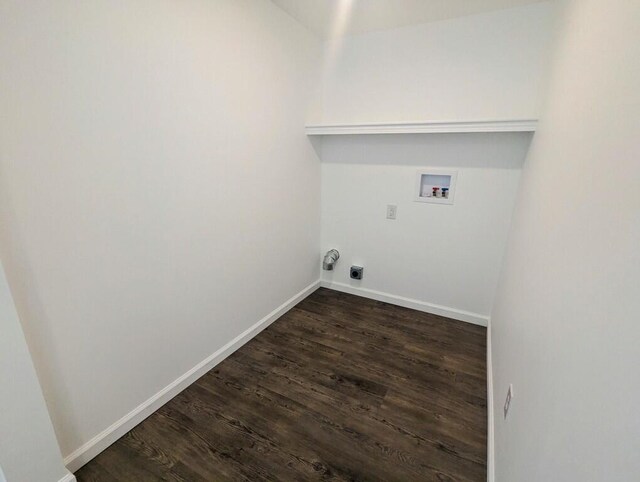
[305, 119, 538, 136]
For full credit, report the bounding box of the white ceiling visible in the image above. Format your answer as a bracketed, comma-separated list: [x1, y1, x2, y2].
[270, 0, 549, 38]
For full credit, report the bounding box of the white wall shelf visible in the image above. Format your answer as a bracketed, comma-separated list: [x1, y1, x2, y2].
[305, 119, 538, 136]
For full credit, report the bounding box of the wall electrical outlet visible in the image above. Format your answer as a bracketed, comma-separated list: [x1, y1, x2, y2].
[504, 384, 514, 419]
[386, 204, 397, 220]
[350, 266, 364, 280]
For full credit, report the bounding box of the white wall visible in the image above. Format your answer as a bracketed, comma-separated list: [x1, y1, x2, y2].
[319, 3, 554, 323]
[320, 133, 530, 323]
[320, 2, 555, 124]
[0, 262, 72, 482]
[490, 1, 640, 480]
[0, 0, 321, 465]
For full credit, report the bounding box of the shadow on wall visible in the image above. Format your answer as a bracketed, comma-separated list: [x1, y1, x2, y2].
[312, 132, 533, 169]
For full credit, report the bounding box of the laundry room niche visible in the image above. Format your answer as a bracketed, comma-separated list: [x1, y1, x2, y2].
[415, 169, 458, 204]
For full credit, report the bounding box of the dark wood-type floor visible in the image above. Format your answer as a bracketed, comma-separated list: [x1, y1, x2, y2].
[76, 288, 487, 481]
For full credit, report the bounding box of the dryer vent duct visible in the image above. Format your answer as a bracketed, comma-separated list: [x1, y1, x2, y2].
[322, 249, 340, 271]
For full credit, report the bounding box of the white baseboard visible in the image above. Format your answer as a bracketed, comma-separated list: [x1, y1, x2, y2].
[64, 280, 320, 473]
[487, 319, 495, 482]
[58, 473, 77, 482]
[320, 281, 489, 327]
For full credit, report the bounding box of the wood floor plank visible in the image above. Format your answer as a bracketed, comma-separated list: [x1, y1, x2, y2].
[76, 288, 487, 481]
